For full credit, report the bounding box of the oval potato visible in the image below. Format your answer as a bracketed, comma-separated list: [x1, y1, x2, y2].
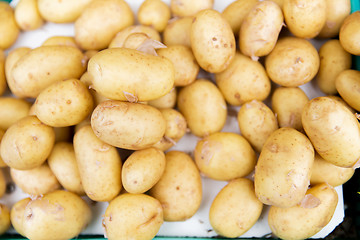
[0, 2, 19, 49]
[0, 98, 31, 130]
[0, 204, 10, 235]
[339, 11, 360, 55]
[163, 17, 192, 47]
[5, 47, 31, 91]
[138, 0, 170, 32]
[336, 69, 360, 111]
[42, 36, 79, 48]
[148, 87, 177, 109]
[170, 0, 213, 17]
[0, 50, 7, 96]
[10, 198, 31, 237]
[15, 0, 44, 31]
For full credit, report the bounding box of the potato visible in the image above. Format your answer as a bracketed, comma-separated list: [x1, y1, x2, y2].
[194, 132, 256, 181]
[10, 163, 61, 195]
[302, 96, 360, 168]
[0, 98, 31, 130]
[170, 0, 213, 17]
[271, 0, 284, 7]
[339, 11, 360, 55]
[163, 17, 192, 47]
[215, 52, 271, 106]
[34, 79, 93, 127]
[178, 79, 227, 137]
[11, 198, 31, 236]
[317, 40, 352, 95]
[222, 0, 259, 34]
[122, 33, 152, 50]
[268, 183, 338, 240]
[191, 9, 236, 73]
[1, 116, 55, 170]
[88, 48, 174, 102]
[5, 47, 31, 90]
[265, 37, 320, 87]
[209, 178, 263, 238]
[148, 87, 177, 109]
[22, 190, 92, 240]
[157, 45, 199, 87]
[0, 2, 19, 49]
[104, 193, 163, 240]
[15, 0, 44, 31]
[138, 0, 170, 32]
[48, 142, 85, 195]
[0, 129, 6, 167]
[0, 50, 7, 97]
[239, 1, 283, 60]
[283, 0, 326, 38]
[311, 154, 354, 187]
[75, 0, 134, 50]
[271, 87, 309, 131]
[336, 70, 360, 111]
[149, 151, 202, 221]
[74, 125, 122, 201]
[318, 0, 351, 38]
[327, 95, 356, 114]
[0, 169, 5, 198]
[237, 100, 278, 153]
[254, 127, 314, 208]
[0, 204, 10, 235]
[42, 36, 79, 48]
[10, 46, 86, 98]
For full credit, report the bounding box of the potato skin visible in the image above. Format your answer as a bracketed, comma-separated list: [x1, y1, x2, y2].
[336, 70, 360, 111]
[5, 47, 31, 91]
[138, 0, 170, 32]
[0, 51, 6, 97]
[11, 198, 31, 236]
[0, 2, 19, 49]
[0, 129, 6, 167]
[42, 36, 79, 48]
[0, 169, 5, 198]
[0, 204, 10, 235]
[0, 98, 31, 130]
[191, 9, 236, 73]
[15, 0, 44, 31]
[302, 96, 360, 167]
[170, 0, 213, 17]
[210, 178, 263, 238]
[148, 87, 177, 109]
[339, 11, 360, 55]
[254, 127, 314, 208]
[163, 17, 193, 47]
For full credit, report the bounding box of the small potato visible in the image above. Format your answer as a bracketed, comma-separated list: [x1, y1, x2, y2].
[22, 190, 92, 240]
[0, 169, 5, 198]
[88, 48, 174, 102]
[74, 125, 122, 201]
[10, 163, 61, 195]
[191, 9, 236, 73]
[34, 79, 93, 127]
[170, 0, 213, 17]
[0, 98, 31, 130]
[239, 1, 283, 60]
[209, 178, 263, 238]
[317, 40, 352, 95]
[283, 0, 326, 38]
[149, 151, 202, 221]
[15, 0, 44, 31]
[318, 0, 351, 38]
[1, 116, 55, 170]
[48, 142, 85, 195]
[302, 96, 360, 168]
[42, 36, 79, 48]
[157, 45, 199, 86]
[104, 193, 163, 240]
[0, 129, 7, 167]
[11, 198, 31, 236]
[178, 79, 227, 137]
[237, 100, 278, 153]
[268, 183, 338, 240]
[0, 50, 7, 97]
[148, 87, 177, 109]
[215, 52, 271, 106]
[138, 0, 171, 32]
[5, 47, 31, 90]
[0, 204, 10, 235]
[0, 2, 19, 49]
[271, 87, 309, 131]
[194, 132, 256, 181]
[163, 17, 192, 47]
[123, 33, 152, 50]
[265, 37, 320, 87]
[311, 154, 354, 187]
[336, 70, 360, 111]
[254, 127, 314, 208]
[122, 148, 166, 194]
[339, 11, 360, 55]
[75, 0, 134, 50]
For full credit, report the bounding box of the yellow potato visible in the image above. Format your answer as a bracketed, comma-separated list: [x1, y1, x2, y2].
[104, 193, 163, 240]
[271, 0, 284, 7]
[237, 100, 278, 153]
[42, 36, 79, 48]
[48, 142, 85, 195]
[75, 0, 134, 50]
[178, 79, 227, 137]
[0, 129, 6, 167]
[302, 96, 360, 167]
[0, 2, 19, 49]
[339, 11, 360, 55]
[254, 127, 314, 208]
[74, 125, 122, 201]
[138, 0, 170, 32]
[268, 183, 338, 240]
[271, 87, 309, 131]
[239, 1, 283, 60]
[5, 47, 31, 90]
[0, 50, 7, 97]
[265, 37, 320, 87]
[317, 40, 352, 95]
[0, 169, 5, 198]
[191, 9, 236, 73]
[194, 132, 256, 181]
[148, 87, 177, 109]
[163, 17, 192, 47]
[1, 116, 55, 170]
[88, 48, 174, 101]
[209, 178, 263, 238]
[10, 46, 86, 98]
[10, 198, 31, 236]
[15, 0, 44, 31]
[336, 70, 360, 111]
[170, 0, 213, 17]
[327, 95, 356, 114]
[283, 0, 326, 38]
[123, 33, 152, 50]
[34, 79, 93, 127]
[10, 163, 61, 195]
[0, 98, 31, 130]
[318, 0, 351, 38]
[215, 52, 271, 106]
[0, 204, 10, 235]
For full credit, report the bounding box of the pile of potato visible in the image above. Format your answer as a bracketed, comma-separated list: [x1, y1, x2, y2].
[0, 0, 359, 239]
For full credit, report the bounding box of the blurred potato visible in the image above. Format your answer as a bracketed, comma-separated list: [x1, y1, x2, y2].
[163, 17, 192, 47]
[339, 11, 360, 56]
[0, 2, 19, 49]
[0, 98, 31, 130]
[42, 36, 79, 48]
[138, 0, 171, 32]
[170, 0, 213, 17]
[336, 69, 360, 111]
[15, 0, 44, 31]
[148, 87, 177, 109]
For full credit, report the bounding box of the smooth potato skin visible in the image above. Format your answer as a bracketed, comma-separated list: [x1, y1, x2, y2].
[0, 98, 31, 130]
[0, 2, 19, 49]
[170, 0, 213, 17]
[336, 70, 360, 111]
[0, 204, 10, 235]
[0, 129, 6, 167]
[339, 12, 360, 55]
[5, 47, 31, 91]
[163, 17, 192, 47]
[148, 87, 177, 109]
[138, 0, 170, 32]
[11, 198, 31, 237]
[42, 36, 79, 48]
[15, 0, 44, 31]
[0, 50, 7, 96]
